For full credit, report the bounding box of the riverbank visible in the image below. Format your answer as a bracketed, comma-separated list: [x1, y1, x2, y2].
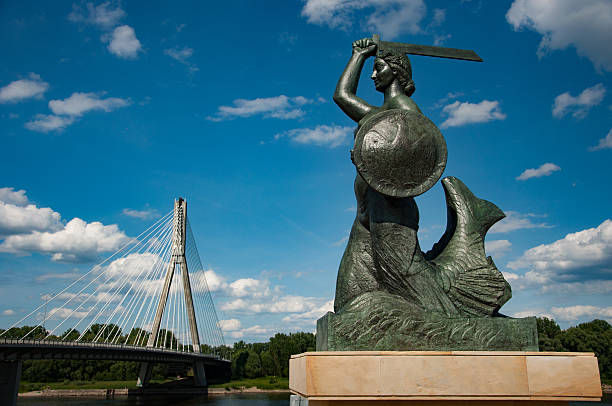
[19, 386, 289, 398]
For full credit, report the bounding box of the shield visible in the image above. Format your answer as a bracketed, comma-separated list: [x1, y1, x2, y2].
[352, 109, 447, 197]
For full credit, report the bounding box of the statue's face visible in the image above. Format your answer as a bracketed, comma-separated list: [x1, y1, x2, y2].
[371, 58, 394, 91]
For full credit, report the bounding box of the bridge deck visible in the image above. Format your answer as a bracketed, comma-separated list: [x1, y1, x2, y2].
[0, 338, 229, 365]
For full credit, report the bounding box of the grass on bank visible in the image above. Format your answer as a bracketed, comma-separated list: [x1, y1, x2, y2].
[209, 376, 289, 390]
[19, 379, 172, 393]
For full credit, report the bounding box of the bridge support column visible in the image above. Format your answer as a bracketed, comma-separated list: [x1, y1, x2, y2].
[193, 360, 207, 387]
[137, 362, 152, 388]
[0, 360, 22, 406]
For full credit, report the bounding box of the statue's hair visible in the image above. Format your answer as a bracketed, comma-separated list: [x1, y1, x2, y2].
[378, 49, 415, 97]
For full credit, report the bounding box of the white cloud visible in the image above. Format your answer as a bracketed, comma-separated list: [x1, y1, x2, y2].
[516, 163, 561, 181]
[229, 324, 273, 339]
[25, 114, 75, 133]
[275, 125, 352, 148]
[35, 272, 80, 282]
[590, 128, 612, 151]
[220, 294, 327, 315]
[218, 318, 241, 331]
[509, 219, 612, 273]
[551, 305, 612, 322]
[490, 211, 551, 233]
[282, 300, 333, 322]
[68, 1, 125, 29]
[0, 189, 62, 235]
[2, 309, 15, 316]
[0, 202, 62, 236]
[107, 25, 142, 59]
[46, 306, 91, 320]
[0, 217, 130, 263]
[49, 92, 130, 116]
[0, 73, 49, 104]
[26, 92, 129, 133]
[164, 46, 198, 72]
[506, 0, 612, 72]
[552, 83, 606, 119]
[208, 95, 312, 121]
[506, 220, 612, 293]
[227, 278, 272, 298]
[200, 269, 227, 292]
[301, 0, 426, 39]
[122, 208, 159, 220]
[485, 239, 512, 256]
[0, 187, 28, 206]
[440, 100, 506, 129]
[512, 309, 554, 320]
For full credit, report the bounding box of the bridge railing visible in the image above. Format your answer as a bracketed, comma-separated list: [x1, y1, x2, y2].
[0, 338, 228, 360]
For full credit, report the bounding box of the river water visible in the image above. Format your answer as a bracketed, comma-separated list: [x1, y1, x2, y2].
[16, 392, 612, 405]
[18, 393, 291, 406]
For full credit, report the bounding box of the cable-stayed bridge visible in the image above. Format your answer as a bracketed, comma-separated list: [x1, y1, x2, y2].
[0, 198, 230, 405]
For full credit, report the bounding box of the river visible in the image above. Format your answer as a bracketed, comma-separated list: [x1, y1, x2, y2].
[16, 392, 612, 405]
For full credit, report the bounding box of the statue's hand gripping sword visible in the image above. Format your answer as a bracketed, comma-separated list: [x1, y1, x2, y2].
[371, 33, 483, 62]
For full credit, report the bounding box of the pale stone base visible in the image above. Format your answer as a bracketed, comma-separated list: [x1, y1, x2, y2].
[289, 351, 602, 404]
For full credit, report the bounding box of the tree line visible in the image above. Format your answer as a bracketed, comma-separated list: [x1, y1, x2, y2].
[1, 319, 609, 384]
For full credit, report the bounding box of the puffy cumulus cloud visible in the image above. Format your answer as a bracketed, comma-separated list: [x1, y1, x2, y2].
[550, 305, 612, 322]
[485, 239, 512, 257]
[552, 83, 606, 119]
[218, 318, 241, 332]
[220, 295, 329, 315]
[0, 218, 130, 263]
[506, 220, 612, 293]
[122, 208, 159, 220]
[440, 100, 506, 129]
[0, 73, 49, 104]
[490, 211, 551, 233]
[25, 114, 75, 133]
[516, 163, 561, 181]
[0, 202, 62, 236]
[200, 269, 227, 292]
[208, 95, 313, 121]
[275, 125, 353, 148]
[0, 188, 62, 235]
[506, 0, 612, 72]
[301, 0, 426, 39]
[49, 92, 130, 116]
[227, 278, 273, 298]
[590, 128, 612, 151]
[0, 187, 28, 206]
[107, 25, 142, 59]
[68, 1, 125, 29]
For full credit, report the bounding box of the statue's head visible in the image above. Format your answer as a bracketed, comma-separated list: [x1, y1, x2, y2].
[371, 49, 415, 96]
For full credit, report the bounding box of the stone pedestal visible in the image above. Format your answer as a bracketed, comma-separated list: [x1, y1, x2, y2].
[289, 351, 602, 405]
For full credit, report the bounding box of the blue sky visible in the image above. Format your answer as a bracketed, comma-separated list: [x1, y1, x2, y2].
[0, 0, 611, 344]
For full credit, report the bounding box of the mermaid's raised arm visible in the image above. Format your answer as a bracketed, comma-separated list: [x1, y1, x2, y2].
[333, 38, 377, 123]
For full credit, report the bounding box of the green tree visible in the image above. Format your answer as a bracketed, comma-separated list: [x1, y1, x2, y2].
[232, 350, 249, 379]
[561, 319, 612, 380]
[244, 351, 262, 378]
[536, 317, 565, 351]
[260, 350, 275, 376]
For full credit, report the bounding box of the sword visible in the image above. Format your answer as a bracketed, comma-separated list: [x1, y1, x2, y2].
[372, 34, 483, 62]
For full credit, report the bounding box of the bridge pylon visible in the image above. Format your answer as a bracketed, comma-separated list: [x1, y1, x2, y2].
[137, 198, 206, 387]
